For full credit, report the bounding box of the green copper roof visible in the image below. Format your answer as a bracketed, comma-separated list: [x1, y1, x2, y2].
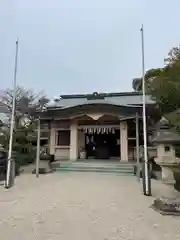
[47, 92, 155, 109]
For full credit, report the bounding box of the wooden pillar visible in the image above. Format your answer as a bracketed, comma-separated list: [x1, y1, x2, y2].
[49, 124, 56, 155]
[70, 122, 78, 160]
[120, 121, 128, 161]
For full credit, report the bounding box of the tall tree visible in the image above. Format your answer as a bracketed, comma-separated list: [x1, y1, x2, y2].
[150, 59, 180, 116]
[132, 68, 162, 92]
[164, 45, 180, 66]
[132, 45, 180, 127]
[132, 77, 142, 92]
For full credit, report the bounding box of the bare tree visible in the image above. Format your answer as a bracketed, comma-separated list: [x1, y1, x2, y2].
[0, 86, 49, 156]
[0, 86, 49, 125]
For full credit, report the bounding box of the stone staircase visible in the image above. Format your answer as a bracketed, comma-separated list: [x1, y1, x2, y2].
[51, 160, 136, 175]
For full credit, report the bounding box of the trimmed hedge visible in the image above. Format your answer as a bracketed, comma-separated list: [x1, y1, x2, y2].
[13, 152, 35, 166]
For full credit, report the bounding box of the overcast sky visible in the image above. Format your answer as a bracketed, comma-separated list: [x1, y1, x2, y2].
[0, 0, 180, 98]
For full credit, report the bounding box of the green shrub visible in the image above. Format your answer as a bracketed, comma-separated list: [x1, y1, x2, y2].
[13, 152, 35, 167]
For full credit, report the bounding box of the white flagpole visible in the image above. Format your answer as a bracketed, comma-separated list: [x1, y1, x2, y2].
[135, 113, 140, 181]
[140, 25, 151, 196]
[36, 118, 40, 177]
[5, 39, 19, 188]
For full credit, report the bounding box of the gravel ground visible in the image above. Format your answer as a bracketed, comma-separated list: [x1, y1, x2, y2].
[0, 172, 179, 240]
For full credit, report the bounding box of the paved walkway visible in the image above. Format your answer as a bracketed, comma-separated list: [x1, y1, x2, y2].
[0, 172, 179, 240]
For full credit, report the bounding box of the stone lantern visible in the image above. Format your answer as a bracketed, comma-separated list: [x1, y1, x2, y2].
[151, 117, 180, 186]
[151, 117, 180, 215]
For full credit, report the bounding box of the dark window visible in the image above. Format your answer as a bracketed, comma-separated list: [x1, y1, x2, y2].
[164, 146, 170, 152]
[57, 130, 70, 146]
[40, 131, 49, 139]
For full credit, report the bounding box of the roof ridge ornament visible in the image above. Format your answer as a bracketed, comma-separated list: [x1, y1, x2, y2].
[86, 92, 105, 100]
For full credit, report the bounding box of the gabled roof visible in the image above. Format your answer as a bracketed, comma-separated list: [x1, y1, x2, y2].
[47, 92, 155, 109]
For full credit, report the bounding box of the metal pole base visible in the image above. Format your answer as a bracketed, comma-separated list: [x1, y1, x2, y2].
[4, 183, 11, 189]
[4, 159, 15, 189]
[142, 162, 152, 196]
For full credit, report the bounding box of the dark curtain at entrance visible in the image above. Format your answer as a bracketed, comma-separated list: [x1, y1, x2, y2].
[85, 130, 120, 159]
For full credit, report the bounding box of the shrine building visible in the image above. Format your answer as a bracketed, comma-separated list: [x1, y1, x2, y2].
[39, 92, 159, 162]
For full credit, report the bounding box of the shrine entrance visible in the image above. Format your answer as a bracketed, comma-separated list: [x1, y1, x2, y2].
[85, 128, 120, 159]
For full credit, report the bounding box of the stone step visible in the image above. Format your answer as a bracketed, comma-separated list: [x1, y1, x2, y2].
[51, 161, 136, 175]
[52, 165, 135, 170]
[52, 161, 135, 168]
[54, 167, 134, 175]
[54, 165, 134, 170]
